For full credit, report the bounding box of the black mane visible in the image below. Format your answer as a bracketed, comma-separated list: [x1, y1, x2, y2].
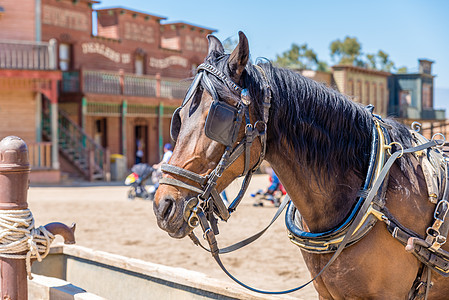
[205, 53, 415, 182]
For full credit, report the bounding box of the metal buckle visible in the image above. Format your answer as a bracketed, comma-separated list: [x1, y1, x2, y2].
[432, 133, 446, 148]
[434, 200, 449, 222]
[385, 142, 404, 158]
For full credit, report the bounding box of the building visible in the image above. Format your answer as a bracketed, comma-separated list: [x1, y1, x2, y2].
[388, 59, 445, 124]
[332, 65, 390, 117]
[0, 0, 61, 182]
[297, 69, 333, 87]
[0, 0, 215, 181]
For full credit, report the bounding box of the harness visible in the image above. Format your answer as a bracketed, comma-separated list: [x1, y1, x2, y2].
[161, 62, 449, 298]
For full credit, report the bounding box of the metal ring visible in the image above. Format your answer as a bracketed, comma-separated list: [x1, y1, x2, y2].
[411, 121, 422, 133]
[431, 133, 446, 148]
[245, 124, 253, 134]
[188, 214, 200, 228]
[387, 142, 404, 158]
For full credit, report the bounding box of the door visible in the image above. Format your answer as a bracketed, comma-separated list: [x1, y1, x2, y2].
[135, 125, 148, 164]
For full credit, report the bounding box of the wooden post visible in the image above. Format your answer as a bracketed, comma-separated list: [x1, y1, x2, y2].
[104, 148, 111, 182]
[158, 103, 164, 160]
[0, 137, 76, 300]
[121, 100, 127, 157]
[0, 137, 30, 300]
[156, 73, 161, 98]
[89, 147, 94, 182]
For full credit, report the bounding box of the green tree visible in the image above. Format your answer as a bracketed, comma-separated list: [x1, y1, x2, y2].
[223, 37, 238, 54]
[397, 66, 408, 74]
[366, 54, 377, 69]
[377, 50, 395, 72]
[330, 36, 362, 65]
[275, 43, 328, 71]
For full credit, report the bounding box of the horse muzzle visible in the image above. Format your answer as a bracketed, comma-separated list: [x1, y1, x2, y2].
[153, 187, 196, 238]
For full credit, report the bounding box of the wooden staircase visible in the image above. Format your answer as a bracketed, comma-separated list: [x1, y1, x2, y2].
[42, 98, 110, 181]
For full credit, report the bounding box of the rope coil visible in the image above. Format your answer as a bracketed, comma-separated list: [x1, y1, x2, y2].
[0, 209, 55, 279]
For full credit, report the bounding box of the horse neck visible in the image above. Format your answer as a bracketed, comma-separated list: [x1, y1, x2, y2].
[261, 72, 370, 232]
[267, 148, 363, 232]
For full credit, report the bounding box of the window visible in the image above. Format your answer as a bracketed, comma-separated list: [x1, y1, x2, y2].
[356, 80, 362, 103]
[399, 90, 411, 106]
[373, 83, 377, 109]
[135, 55, 144, 75]
[59, 43, 71, 71]
[365, 81, 370, 105]
[422, 84, 432, 108]
[380, 84, 385, 114]
[348, 80, 354, 96]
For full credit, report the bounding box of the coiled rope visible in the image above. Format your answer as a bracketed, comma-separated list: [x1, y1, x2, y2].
[0, 209, 54, 279]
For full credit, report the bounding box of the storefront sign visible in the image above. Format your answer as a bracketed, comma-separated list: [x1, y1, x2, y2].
[185, 36, 207, 53]
[124, 22, 155, 44]
[81, 42, 131, 64]
[149, 56, 188, 69]
[42, 5, 89, 31]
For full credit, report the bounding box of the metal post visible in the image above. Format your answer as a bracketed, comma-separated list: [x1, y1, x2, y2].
[0, 137, 30, 300]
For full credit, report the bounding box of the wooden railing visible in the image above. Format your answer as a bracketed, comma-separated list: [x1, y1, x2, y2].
[28, 142, 52, 170]
[61, 69, 191, 99]
[0, 39, 57, 70]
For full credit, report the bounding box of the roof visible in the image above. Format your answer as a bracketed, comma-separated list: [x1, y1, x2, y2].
[332, 64, 391, 77]
[161, 21, 216, 33]
[95, 7, 167, 21]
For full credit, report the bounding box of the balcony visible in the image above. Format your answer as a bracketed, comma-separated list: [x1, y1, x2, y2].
[422, 108, 446, 120]
[0, 39, 57, 70]
[61, 69, 191, 99]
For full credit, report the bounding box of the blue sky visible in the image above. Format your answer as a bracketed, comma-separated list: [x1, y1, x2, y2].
[95, 0, 449, 112]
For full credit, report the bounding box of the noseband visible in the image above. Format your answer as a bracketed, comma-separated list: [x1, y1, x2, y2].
[160, 63, 272, 231]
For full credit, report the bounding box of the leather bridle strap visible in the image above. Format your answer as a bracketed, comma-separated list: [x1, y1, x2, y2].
[160, 63, 272, 221]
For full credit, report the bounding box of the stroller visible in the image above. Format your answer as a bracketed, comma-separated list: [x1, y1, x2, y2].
[251, 171, 286, 207]
[124, 163, 155, 200]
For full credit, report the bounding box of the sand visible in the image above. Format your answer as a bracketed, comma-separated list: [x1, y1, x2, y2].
[28, 174, 319, 299]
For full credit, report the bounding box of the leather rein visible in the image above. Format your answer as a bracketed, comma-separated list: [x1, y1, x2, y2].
[160, 62, 449, 296]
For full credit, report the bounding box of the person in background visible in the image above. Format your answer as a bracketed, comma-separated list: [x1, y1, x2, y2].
[153, 143, 173, 169]
[135, 139, 144, 164]
[152, 143, 173, 189]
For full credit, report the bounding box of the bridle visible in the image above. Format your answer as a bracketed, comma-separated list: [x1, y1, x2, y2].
[160, 62, 272, 231]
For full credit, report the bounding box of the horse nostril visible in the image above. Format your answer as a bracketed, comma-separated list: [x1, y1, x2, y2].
[159, 196, 175, 221]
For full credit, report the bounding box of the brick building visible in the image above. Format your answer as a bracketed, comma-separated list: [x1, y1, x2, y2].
[0, 0, 215, 181]
[332, 65, 390, 117]
[0, 0, 61, 182]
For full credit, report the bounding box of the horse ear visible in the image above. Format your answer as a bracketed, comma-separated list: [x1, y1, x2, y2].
[228, 31, 249, 82]
[207, 35, 224, 55]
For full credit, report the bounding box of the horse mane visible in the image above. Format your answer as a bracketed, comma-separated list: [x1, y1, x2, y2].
[205, 52, 416, 183]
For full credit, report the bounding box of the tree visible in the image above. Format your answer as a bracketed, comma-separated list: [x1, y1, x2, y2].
[275, 43, 328, 71]
[397, 66, 408, 74]
[366, 54, 377, 69]
[223, 37, 238, 54]
[330, 36, 362, 65]
[377, 50, 394, 72]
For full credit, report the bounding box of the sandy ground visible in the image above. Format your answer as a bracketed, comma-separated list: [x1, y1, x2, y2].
[28, 174, 319, 300]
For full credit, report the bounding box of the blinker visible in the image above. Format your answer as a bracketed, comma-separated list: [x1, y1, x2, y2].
[182, 72, 203, 107]
[170, 69, 244, 146]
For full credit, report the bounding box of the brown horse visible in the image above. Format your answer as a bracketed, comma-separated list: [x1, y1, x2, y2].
[153, 32, 449, 299]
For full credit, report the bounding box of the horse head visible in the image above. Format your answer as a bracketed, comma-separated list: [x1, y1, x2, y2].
[153, 32, 267, 238]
